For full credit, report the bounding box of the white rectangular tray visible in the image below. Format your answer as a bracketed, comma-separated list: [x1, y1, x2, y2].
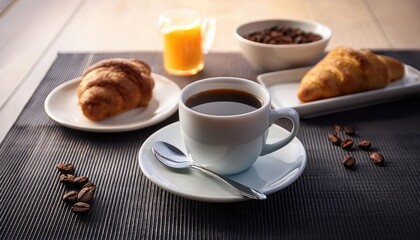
[257, 64, 420, 118]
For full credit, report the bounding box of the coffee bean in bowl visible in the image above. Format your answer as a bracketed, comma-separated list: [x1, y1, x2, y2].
[243, 26, 322, 45]
[235, 19, 331, 71]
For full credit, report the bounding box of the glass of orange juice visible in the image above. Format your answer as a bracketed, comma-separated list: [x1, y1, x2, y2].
[159, 9, 215, 76]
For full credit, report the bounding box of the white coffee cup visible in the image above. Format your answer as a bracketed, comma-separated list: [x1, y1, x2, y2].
[179, 77, 299, 175]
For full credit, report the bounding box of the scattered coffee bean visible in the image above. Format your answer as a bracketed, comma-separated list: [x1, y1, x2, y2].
[78, 188, 94, 203]
[342, 156, 356, 169]
[328, 133, 342, 146]
[82, 182, 97, 192]
[59, 174, 75, 185]
[328, 124, 387, 171]
[334, 124, 342, 133]
[63, 191, 78, 203]
[71, 202, 91, 214]
[341, 138, 353, 150]
[55, 163, 98, 215]
[370, 152, 385, 166]
[344, 126, 356, 136]
[56, 163, 75, 174]
[73, 176, 89, 187]
[358, 140, 372, 150]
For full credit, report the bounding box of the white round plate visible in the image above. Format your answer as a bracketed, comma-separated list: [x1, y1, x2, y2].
[44, 73, 180, 132]
[138, 122, 307, 202]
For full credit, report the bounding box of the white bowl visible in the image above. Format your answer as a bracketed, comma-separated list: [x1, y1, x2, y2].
[235, 19, 332, 71]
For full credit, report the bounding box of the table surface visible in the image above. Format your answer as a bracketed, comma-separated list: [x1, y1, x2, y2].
[1, 1, 420, 239]
[1, 0, 420, 142]
[1, 51, 420, 240]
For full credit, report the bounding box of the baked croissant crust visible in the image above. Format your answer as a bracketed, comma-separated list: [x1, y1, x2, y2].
[77, 58, 155, 121]
[297, 46, 405, 102]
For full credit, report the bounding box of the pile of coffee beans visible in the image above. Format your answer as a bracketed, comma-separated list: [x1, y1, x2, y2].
[56, 163, 96, 214]
[327, 125, 385, 169]
[242, 26, 322, 45]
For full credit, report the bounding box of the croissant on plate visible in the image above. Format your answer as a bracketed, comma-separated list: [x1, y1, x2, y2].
[297, 46, 405, 102]
[77, 58, 155, 121]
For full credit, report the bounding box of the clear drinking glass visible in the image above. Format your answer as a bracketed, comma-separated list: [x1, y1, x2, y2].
[159, 8, 215, 76]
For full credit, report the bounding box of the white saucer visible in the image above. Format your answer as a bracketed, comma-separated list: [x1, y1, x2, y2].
[44, 73, 180, 132]
[138, 122, 307, 202]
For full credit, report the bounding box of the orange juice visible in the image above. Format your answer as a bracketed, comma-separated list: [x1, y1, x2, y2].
[163, 24, 204, 76]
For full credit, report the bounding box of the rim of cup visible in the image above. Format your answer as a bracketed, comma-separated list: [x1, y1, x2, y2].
[179, 77, 271, 118]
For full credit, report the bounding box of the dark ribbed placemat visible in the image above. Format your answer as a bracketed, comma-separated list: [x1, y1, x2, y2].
[1, 51, 420, 240]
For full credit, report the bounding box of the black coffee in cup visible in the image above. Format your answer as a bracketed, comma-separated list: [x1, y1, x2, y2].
[185, 89, 263, 116]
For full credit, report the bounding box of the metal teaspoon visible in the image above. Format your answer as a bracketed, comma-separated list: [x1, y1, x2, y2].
[151, 141, 266, 200]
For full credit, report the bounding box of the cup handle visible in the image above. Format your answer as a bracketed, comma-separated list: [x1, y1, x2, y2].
[201, 17, 216, 54]
[260, 108, 300, 156]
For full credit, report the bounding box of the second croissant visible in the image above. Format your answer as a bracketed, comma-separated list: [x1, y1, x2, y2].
[297, 46, 405, 102]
